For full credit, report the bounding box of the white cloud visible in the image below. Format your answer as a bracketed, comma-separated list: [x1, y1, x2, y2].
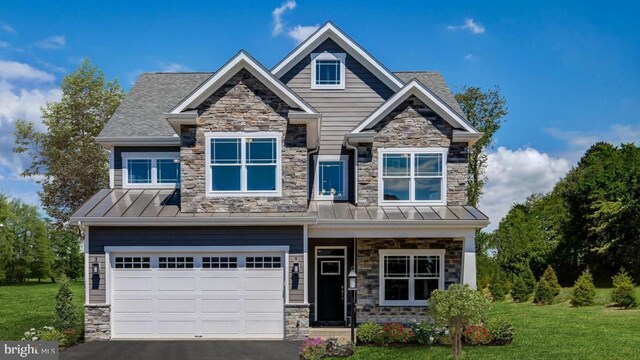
[1, 23, 15, 34]
[546, 124, 640, 161]
[158, 63, 193, 72]
[0, 60, 55, 82]
[35, 35, 66, 50]
[287, 25, 320, 44]
[464, 54, 475, 61]
[447, 18, 486, 34]
[271, 1, 318, 44]
[480, 147, 571, 231]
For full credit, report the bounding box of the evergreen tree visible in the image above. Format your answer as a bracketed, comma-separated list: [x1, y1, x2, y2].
[534, 266, 561, 305]
[511, 276, 530, 303]
[571, 270, 596, 307]
[55, 277, 79, 330]
[611, 269, 637, 308]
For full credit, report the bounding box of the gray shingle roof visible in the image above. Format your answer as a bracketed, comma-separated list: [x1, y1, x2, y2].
[98, 71, 464, 139]
[98, 72, 213, 138]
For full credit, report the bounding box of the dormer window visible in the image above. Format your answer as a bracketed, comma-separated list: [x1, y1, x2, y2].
[311, 52, 346, 90]
[122, 152, 180, 188]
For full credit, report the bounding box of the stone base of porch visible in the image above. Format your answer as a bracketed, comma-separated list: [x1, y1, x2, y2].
[309, 327, 353, 340]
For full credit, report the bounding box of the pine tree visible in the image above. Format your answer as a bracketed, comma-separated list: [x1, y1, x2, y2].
[571, 270, 596, 306]
[611, 269, 637, 308]
[534, 266, 561, 305]
[511, 276, 530, 303]
[55, 278, 79, 330]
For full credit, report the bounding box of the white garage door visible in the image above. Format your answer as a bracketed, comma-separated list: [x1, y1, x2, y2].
[110, 253, 284, 339]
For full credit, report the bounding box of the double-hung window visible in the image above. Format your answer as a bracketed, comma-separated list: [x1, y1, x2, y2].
[379, 249, 445, 306]
[378, 148, 447, 205]
[206, 132, 282, 196]
[122, 152, 180, 188]
[311, 52, 346, 90]
[315, 155, 348, 200]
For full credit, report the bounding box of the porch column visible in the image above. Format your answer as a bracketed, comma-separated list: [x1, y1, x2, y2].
[461, 234, 477, 289]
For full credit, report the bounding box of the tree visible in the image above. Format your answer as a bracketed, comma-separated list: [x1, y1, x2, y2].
[429, 284, 490, 360]
[14, 59, 124, 226]
[611, 269, 637, 308]
[534, 266, 561, 305]
[49, 228, 83, 281]
[571, 270, 596, 307]
[0, 195, 15, 283]
[55, 277, 80, 330]
[511, 276, 530, 303]
[455, 87, 507, 207]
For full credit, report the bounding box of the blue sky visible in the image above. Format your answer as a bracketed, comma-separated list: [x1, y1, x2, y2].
[0, 0, 639, 227]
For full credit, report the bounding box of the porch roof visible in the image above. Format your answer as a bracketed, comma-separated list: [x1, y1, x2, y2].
[71, 189, 489, 227]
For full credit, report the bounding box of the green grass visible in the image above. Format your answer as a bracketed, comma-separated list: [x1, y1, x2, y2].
[0, 281, 84, 340]
[340, 287, 640, 360]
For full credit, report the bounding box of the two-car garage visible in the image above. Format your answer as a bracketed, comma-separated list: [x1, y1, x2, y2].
[108, 251, 286, 339]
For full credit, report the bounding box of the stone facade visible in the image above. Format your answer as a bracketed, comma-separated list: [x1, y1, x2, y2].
[356, 95, 468, 206]
[284, 304, 310, 340]
[85, 304, 111, 341]
[180, 69, 308, 213]
[356, 238, 462, 324]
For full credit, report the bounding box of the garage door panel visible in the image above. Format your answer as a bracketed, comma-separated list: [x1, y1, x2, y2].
[246, 275, 282, 291]
[113, 299, 153, 313]
[201, 299, 240, 313]
[158, 277, 196, 291]
[158, 320, 197, 334]
[201, 277, 239, 291]
[158, 299, 196, 313]
[245, 320, 283, 335]
[114, 276, 153, 291]
[113, 320, 154, 335]
[202, 320, 240, 335]
[245, 299, 283, 313]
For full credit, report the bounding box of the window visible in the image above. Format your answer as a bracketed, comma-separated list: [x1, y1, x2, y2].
[246, 256, 282, 269]
[115, 257, 150, 269]
[202, 256, 238, 269]
[311, 52, 346, 89]
[379, 250, 445, 306]
[122, 152, 180, 188]
[321, 260, 341, 275]
[315, 155, 348, 200]
[378, 148, 446, 205]
[159, 257, 194, 269]
[206, 132, 282, 196]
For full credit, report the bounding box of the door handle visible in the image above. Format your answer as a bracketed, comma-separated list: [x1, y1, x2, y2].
[341, 285, 344, 300]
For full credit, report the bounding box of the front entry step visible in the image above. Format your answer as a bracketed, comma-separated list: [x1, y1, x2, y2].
[309, 327, 353, 340]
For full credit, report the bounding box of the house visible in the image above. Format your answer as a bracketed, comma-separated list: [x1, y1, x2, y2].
[72, 22, 488, 342]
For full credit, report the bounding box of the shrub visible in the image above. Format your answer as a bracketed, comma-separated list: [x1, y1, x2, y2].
[412, 321, 447, 345]
[571, 270, 596, 307]
[611, 269, 637, 308]
[325, 337, 354, 358]
[534, 266, 561, 305]
[356, 322, 383, 344]
[381, 323, 414, 344]
[300, 337, 326, 360]
[481, 287, 493, 303]
[490, 279, 506, 301]
[511, 276, 530, 303]
[463, 324, 494, 345]
[55, 278, 79, 330]
[429, 284, 491, 360]
[487, 318, 514, 345]
[521, 266, 537, 294]
[22, 326, 67, 347]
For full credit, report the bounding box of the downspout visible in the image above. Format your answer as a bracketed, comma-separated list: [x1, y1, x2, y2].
[344, 140, 358, 205]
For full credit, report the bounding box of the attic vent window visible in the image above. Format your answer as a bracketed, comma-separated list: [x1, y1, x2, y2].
[311, 52, 346, 90]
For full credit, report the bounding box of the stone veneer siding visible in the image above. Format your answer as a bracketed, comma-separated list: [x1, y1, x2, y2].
[356, 238, 462, 324]
[284, 304, 310, 340]
[180, 69, 308, 213]
[356, 95, 468, 206]
[85, 304, 110, 341]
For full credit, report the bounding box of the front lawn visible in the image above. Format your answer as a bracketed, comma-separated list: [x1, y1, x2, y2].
[339, 287, 640, 360]
[0, 281, 84, 340]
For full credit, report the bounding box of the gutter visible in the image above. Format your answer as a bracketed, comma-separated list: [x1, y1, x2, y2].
[70, 216, 318, 227]
[96, 136, 181, 147]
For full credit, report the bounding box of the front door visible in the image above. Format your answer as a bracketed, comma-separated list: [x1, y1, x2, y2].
[316, 250, 345, 325]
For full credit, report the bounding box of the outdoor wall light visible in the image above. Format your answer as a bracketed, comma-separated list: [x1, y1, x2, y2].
[348, 267, 357, 290]
[92, 262, 100, 274]
[292, 263, 300, 274]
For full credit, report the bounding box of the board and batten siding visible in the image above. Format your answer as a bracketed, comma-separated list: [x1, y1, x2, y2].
[112, 147, 180, 188]
[87, 226, 305, 304]
[280, 39, 394, 155]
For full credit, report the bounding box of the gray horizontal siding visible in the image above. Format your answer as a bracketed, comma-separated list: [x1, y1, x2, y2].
[88, 226, 304, 254]
[112, 146, 180, 188]
[280, 39, 394, 155]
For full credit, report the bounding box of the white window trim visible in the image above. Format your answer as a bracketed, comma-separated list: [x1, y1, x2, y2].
[377, 147, 447, 206]
[320, 260, 341, 275]
[121, 152, 180, 189]
[314, 155, 349, 200]
[311, 52, 346, 90]
[379, 249, 445, 307]
[205, 132, 283, 197]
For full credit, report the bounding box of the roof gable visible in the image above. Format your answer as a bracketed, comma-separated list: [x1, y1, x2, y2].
[272, 21, 404, 91]
[171, 50, 317, 115]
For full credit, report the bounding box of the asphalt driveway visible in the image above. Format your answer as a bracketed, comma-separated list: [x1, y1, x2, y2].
[60, 341, 301, 360]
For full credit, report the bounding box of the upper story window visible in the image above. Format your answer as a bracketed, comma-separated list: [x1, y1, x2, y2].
[315, 155, 348, 200]
[378, 148, 447, 205]
[122, 152, 180, 188]
[205, 132, 282, 197]
[311, 52, 346, 90]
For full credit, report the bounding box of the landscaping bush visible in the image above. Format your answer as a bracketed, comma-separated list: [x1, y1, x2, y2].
[571, 270, 596, 307]
[412, 321, 447, 345]
[325, 337, 355, 357]
[22, 326, 67, 347]
[521, 266, 537, 294]
[429, 284, 491, 360]
[381, 323, 415, 344]
[511, 276, 530, 303]
[481, 287, 494, 302]
[463, 324, 494, 345]
[611, 269, 637, 308]
[55, 278, 79, 331]
[490, 278, 506, 301]
[487, 318, 514, 345]
[534, 266, 561, 305]
[356, 322, 383, 344]
[300, 337, 326, 360]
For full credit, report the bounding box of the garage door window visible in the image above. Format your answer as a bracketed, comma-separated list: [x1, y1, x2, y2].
[246, 256, 282, 269]
[203, 256, 238, 269]
[159, 257, 194, 269]
[115, 257, 150, 269]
